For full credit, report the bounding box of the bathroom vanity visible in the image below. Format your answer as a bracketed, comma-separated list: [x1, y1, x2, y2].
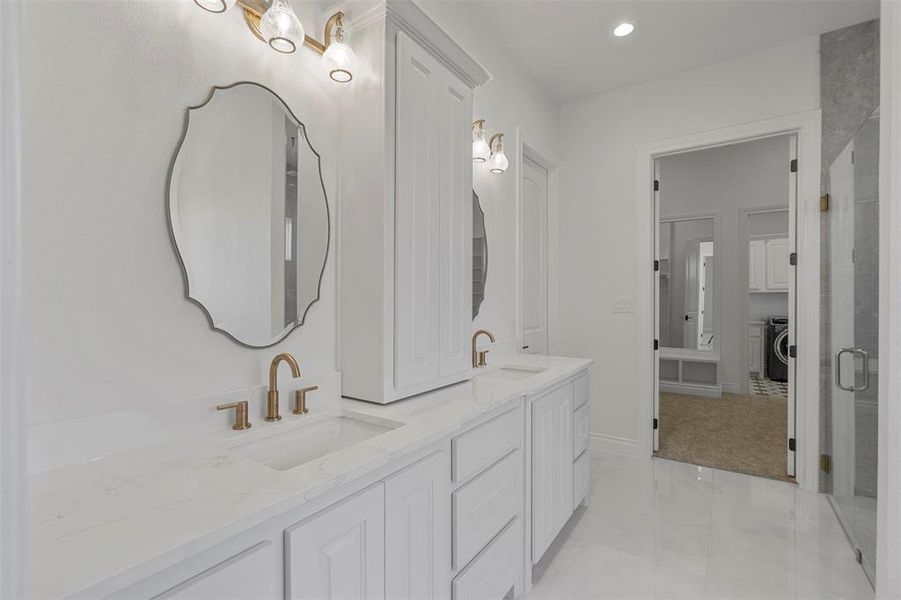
[28, 357, 591, 599]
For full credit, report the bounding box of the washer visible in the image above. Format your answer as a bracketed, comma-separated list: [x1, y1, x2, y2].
[766, 316, 789, 382]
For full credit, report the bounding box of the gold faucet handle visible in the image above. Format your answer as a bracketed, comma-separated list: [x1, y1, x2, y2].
[293, 385, 319, 415]
[217, 401, 252, 431]
[478, 350, 490, 367]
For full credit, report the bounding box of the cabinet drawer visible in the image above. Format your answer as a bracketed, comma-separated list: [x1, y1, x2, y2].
[573, 373, 590, 410]
[452, 518, 519, 600]
[452, 405, 521, 484]
[573, 402, 590, 457]
[573, 450, 590, 511]
[452, 450, 521, 569]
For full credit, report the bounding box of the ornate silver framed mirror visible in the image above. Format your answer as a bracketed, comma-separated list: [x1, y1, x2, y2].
[167, 82, 330, 347]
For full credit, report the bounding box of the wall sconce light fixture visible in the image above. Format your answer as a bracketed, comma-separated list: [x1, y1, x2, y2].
[472, 120, 491, 163]
[193, 0, 358, 83]
[487, 133, 509, 174]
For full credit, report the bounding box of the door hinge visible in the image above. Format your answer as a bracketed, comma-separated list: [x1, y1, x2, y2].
[790, 159, 798, 173]
[654, 259, 660, 272]
[855, 548, 863, 564]
[654, 179, 660, 192]
[820, 454, 832, 474]
[789, 252, 797, 266]
[820, 194, 830, 213]
[654, 339, 659, 351]
[788, 438, 796, 452]
[789, 345, 797, 358]
[653, 418, 659, 430]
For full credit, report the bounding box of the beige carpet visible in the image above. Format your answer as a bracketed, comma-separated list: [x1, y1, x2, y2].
[656, 392, 792, 482]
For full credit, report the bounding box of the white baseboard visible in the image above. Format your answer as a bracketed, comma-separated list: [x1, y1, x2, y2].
[659, 382, 722, 398]
[589, 433, 643, 458]
[721, 382, 741, 394]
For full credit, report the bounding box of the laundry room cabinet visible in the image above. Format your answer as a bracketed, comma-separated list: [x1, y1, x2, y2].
[749, 237, 790, 292]
[338, 2, 490, 404]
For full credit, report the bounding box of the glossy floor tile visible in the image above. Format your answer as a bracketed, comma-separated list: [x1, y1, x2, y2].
[527, 453, 873, 600]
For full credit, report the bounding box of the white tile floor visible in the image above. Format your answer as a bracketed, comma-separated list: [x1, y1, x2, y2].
[527, 453, 874, 600]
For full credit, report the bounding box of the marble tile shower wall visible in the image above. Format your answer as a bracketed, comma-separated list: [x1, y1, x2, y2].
[818, 19, 880, 493]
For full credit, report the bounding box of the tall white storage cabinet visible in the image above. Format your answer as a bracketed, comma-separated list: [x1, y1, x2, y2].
[339, 1, 490, 404]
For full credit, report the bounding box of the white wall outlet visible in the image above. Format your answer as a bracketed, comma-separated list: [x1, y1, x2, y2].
[612, 296, 635, 313]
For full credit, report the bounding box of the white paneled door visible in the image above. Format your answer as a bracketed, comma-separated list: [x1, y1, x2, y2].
[521, 156, 549, 354]
[285, 485, 385, 600]
[385, 451, 451, 600]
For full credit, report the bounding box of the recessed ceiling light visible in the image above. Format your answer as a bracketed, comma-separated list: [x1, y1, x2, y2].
[613, 22, 636, 37]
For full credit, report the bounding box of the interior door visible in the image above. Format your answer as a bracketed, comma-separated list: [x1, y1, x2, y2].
[826, 108, 880, 583]
[653, 161, 661, 452]
[521, 156, 549, 354]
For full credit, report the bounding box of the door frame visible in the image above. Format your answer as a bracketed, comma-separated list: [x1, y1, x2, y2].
[1, 1, 26, 595]
[637, 110, 821, 491]
[514, 127, 559, 355]
[739, 205, 792, 395]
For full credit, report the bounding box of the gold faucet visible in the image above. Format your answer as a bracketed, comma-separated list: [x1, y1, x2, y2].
[472, 329, 496, 368]
[267, 353, 301, 421]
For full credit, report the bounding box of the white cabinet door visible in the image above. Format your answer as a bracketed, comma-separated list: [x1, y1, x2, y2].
[749, 240, 765, 291]
[395, 32, 441, 389]
[155, 542, 280, 600]
[285, 485, 385, 600]
[749, 333, 761, 375]
[437, 68, 473, 378]
[531, 383, 574, 563]
[765, 238, 790, 291]
[386, 451, 451, 600]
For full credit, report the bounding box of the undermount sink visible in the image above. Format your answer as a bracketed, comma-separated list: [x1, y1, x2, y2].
[479, 365, 547, 381]
[228, 411, 403, 471]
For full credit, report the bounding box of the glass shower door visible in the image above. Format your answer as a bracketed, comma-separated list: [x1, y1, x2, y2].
[826, 107, 879, 584]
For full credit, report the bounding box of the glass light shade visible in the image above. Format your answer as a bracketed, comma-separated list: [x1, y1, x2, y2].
[259, 0, 305, 54]
[472, 123, 490, 163]
[488, 140, 508, 174]
[322, 41, 358, 83]
[193, 0, 237, 13]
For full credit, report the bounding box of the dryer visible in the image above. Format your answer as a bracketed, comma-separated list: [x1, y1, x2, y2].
[765, 317, 789, 382]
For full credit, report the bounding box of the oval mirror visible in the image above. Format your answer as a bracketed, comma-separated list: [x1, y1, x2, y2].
[473, 190, 487, 319]
[167, 82, 329, 347]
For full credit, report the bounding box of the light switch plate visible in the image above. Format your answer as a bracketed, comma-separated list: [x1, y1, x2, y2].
[612, 296, 634, 313]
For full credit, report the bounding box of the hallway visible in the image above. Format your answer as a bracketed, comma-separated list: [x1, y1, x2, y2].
[527, 453, 872, 599]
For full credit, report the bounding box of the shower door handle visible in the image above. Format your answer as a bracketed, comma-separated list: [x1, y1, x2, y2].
[835, 347, 870, 392]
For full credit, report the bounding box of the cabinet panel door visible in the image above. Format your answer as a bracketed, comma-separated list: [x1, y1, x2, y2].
[395, 32, 441, 389]
[531, 384, 574, 563]
[155, 542, 279, 600]
[386, 451, 451, 600]
[285, 485, 385, 600]
[438, 69, 473, 378]
[765, 238, 790, 290]
[749, 335, 761, 375]
[749, 240, 765, 291]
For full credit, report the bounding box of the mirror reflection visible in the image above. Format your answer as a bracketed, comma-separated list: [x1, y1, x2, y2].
[658, 217, 716, 351]
[472, 191, 487, 319]
[168, 83, 329, 347]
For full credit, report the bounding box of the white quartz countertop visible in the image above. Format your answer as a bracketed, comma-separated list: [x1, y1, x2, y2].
[27, 354, 592, 599]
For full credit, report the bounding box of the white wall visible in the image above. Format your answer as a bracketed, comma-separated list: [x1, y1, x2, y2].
[20, 0, 339, 424]
[659, 136, 790, 390]
[559, 38, 819, 451]
[420, 1, 561, 350]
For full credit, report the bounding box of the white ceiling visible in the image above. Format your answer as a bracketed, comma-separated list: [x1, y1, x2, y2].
[461, 0, 879, 103]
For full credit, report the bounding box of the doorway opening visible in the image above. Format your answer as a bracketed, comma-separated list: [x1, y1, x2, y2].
[653, 135, 798, 482]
